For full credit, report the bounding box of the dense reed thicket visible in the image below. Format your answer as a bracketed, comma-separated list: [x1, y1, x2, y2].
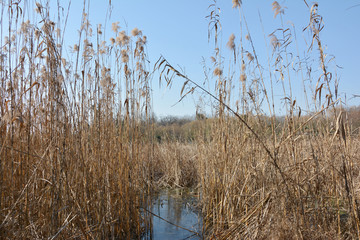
[0, 1, 154, 238]
[155, 1, 360, 239]
[1, 0, 359, 239]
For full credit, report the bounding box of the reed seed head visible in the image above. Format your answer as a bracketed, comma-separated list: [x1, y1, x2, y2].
[240, 73, 247, 82]
[232, 0, 242, 8]
[270, 34, 280, 50]
[110, 37, 115, 45]
[131, 27, 140, 36]
[20, 20, 30, 34]
[227, 33, 236, 50]
[213, 67, 223, 76]
[247, 52, 254, 62]
[272, 1, 284, 18]
[112, 21, 120, 32]
[117, 31, 129, 46]
[121, 49, 129, 63]
[35, 2, 42, 13]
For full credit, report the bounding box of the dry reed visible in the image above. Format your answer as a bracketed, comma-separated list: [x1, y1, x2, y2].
[0, 1, 153, 238]
[1, 1, 360, 239]
[154, 1, 360, 239]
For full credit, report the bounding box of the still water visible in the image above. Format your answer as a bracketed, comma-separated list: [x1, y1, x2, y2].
[142, 189, 203, 240]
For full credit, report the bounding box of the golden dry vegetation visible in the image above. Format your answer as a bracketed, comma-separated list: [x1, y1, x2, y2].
[1, 0, 360, 239]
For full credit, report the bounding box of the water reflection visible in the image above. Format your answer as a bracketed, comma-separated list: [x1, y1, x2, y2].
[142, 189, 202, 240]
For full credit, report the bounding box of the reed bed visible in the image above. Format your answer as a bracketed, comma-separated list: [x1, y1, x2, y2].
[155, 1, 360, 239]
[152, 142, 198, 188]
[0, 0, 153, 238]
[1, 0, 359, 239]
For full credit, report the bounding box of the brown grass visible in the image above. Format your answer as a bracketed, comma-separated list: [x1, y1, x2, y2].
[0, 1, 152, 238]
[1, 0, 360, 239]
[154, 1, 360, 239]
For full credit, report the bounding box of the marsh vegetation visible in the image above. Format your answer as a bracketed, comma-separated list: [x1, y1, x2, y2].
[1, 0, 360, 239]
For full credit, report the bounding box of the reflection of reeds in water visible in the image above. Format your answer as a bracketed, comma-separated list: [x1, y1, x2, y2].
[148, 189, 202, 239]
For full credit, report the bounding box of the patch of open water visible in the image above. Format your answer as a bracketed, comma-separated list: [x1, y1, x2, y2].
[142, 188, 203, 240]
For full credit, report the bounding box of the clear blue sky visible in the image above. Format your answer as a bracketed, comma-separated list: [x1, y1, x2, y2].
[54, 0, 360, 117]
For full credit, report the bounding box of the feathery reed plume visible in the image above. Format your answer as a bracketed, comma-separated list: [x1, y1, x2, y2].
[270, 34, 280, 51]
[131, 27, 140, 36]
[232, 0, 242, 9]
[272, 1, 284, 18]
[240, 73, 246, 82]
[246, 52, 254, 62]
[111, 21, 120, 32]
[213, 67, 223, 76]
[226, 33, 236, 50]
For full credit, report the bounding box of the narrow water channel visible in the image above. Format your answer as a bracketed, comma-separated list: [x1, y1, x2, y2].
[142, 189, 203, 240]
